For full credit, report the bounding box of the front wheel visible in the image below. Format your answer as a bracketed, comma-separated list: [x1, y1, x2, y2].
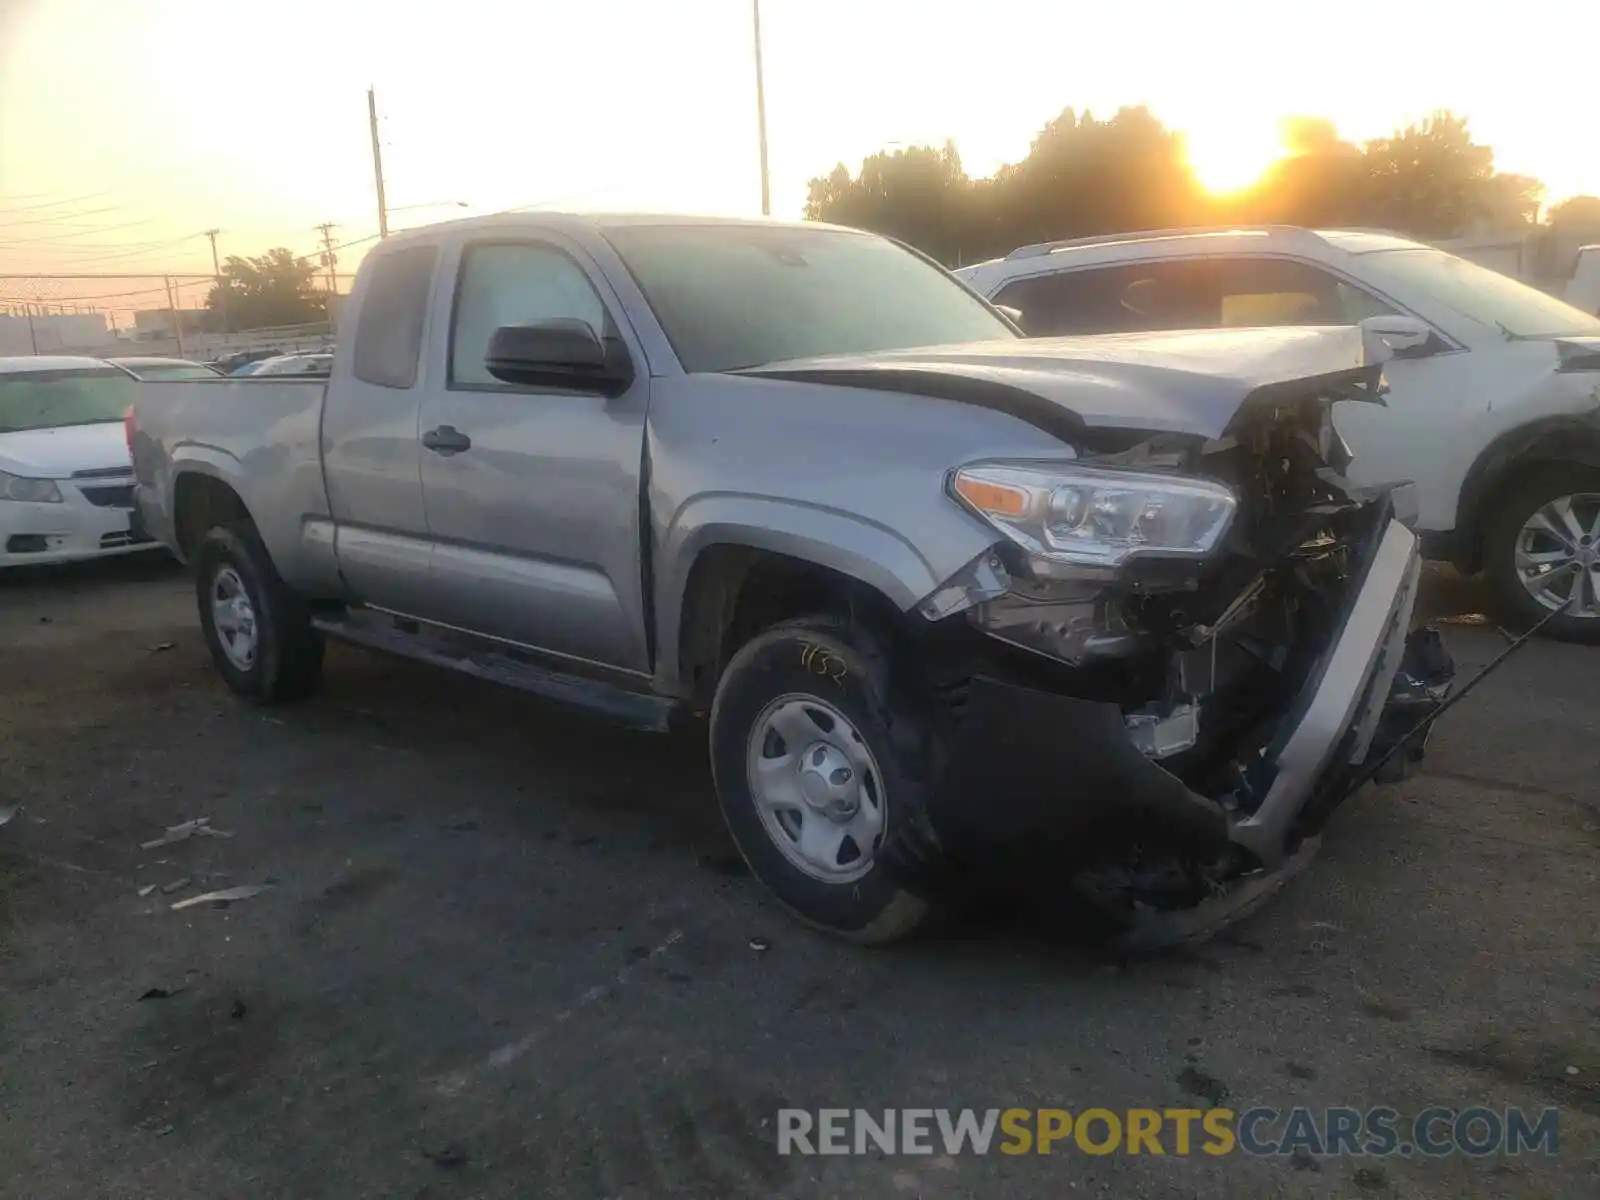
[1483, 466, 1600, 644]
[708, 615, 938, 945]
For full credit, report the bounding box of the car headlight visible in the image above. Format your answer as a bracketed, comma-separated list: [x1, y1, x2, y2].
[0, 470, 63, 504]
[951, 462, 1236, 569]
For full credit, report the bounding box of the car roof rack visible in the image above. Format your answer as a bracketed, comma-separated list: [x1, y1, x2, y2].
[1004, 225, 1319, 260]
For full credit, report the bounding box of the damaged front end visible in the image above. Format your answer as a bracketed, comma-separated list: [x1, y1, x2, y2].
[895, 368, 1457, 946]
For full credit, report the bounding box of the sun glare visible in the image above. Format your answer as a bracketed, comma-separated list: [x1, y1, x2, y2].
[1184, 125, 1287, 195]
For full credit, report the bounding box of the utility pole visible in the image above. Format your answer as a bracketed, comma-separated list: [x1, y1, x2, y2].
[26, 304, 38, 355]
[205, 227, 230, 335]
[752, 0, 771, 215]
[316, 222, 338, 294]
[368, 87, 389, 238]
[164, 275, 185, 358]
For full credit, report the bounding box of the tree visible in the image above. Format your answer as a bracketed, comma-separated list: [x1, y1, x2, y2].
[206, 247, 327, 330]
[1000, 107, 1203, 248]
[1547, 195, 1600, 237]
[1228, 117, 1369, 228]
[803, 107, 1548, 264]
[1360, 112, 1495, 237]
[806, 142, 973, 264]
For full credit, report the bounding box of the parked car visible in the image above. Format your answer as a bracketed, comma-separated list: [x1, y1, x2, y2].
[1566, 245, 1600, 316]
[957, 227, 1600, 640]
[109, 356, 222, 382]
[131, 214, 1452, 945]
[213, 348, 283, 376]
[0, 356, 162, 567]
[247, 352, 333, 378]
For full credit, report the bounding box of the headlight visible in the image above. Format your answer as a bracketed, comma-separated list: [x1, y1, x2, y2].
[0, 470, 63, 504]
[951, 462, 1236, 569]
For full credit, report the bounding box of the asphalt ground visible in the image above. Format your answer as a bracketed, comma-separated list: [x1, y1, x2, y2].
[0, 555, 1595, 1199]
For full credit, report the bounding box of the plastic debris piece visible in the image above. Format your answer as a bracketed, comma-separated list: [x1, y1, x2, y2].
[148, 642, 175, 652]
[0, 803, 19, 828]
[749, 936, 771, 953]
[140, 818, 233, 849]
[139, 985, 186, 1001]
[170, 884, 272, 911]
[137, 884, 157, 898]
[160, 877, 193, 895]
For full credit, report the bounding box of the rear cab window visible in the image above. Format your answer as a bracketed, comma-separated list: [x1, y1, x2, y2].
[352, 244, 439, 388]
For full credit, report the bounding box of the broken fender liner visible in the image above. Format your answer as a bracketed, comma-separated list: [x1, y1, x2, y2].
[880, 676, 1231, 891]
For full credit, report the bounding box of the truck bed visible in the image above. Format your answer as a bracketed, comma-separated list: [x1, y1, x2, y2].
[131, 378, 333, 590]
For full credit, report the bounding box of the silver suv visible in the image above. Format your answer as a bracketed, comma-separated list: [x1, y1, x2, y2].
[959, 227, 1600, 640]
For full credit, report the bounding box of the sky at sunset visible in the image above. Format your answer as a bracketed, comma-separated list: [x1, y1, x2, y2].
[2, 0, 1597, 303]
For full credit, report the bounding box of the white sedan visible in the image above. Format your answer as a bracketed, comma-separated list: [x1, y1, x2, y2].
[0, 356, 164, 567]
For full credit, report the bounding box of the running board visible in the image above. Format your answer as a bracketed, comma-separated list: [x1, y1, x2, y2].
[310, 610, 678, 732]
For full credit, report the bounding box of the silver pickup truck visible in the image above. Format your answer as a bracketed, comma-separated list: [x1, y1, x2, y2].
[130, 212, 1452, 946]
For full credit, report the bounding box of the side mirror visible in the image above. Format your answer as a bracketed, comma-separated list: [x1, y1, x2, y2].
[993, 303, 1024, 328]
[485, 318, 634, 396]
[1358, 314, 1434, 359]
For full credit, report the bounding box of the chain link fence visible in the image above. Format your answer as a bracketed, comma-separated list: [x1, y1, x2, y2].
[0, 273, 334, 360]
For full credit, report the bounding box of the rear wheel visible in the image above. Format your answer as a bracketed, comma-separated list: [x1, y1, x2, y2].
[708, 615, 938, 944]
[1483, 466, 1600, 644]
[194, 523, 324, 702]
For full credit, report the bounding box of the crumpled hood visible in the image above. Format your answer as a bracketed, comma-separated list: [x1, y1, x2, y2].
[744, 326, 1382, 441]
[0, 421, 131, 478]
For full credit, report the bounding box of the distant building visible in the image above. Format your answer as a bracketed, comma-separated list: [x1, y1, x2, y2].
[0, 312, 110, 356]
[132, 308, 210, 339]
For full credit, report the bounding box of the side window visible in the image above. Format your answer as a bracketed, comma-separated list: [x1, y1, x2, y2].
[352, 244, 437, 389]
[995, 261, 1224, 336]
[450, 243, 611, 387]
[1213, 258, 1396, 327]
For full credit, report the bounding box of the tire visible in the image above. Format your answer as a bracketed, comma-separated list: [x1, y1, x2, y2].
[708, 615, 939, 945]
[194, 522, 325, 702]
[1482, 465, 1600, 644]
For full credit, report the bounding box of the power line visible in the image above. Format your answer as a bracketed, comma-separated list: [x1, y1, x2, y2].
[0, 189, 118, 214]
[0, 205, 126, 230]
[0, 218, 163, 248]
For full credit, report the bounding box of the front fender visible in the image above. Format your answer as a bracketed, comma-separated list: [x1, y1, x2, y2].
[654, 493, 994, 687]
[1455, 405, 1600, 569]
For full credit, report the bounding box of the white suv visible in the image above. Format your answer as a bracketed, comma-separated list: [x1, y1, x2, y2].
[957, 227, 1600, 641]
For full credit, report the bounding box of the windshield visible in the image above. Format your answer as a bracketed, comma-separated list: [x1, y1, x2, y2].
[604, 225, 1015, 372]
[1362, 247, 1600, 339]
[0, 368, 138, 433]
[125, 363, 219, 381]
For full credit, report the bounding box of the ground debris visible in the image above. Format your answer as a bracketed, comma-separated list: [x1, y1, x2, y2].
[0, 803, 19, 828]
[749, 936, 772, 953]
[170, 884, 272, 911]
[137, 884, 157, 898]
[159, 876, 193, 895]
[140, 817, 234, 849]
[138, 985, 186, 1001]
[147, 642, 175, 652]
[421, 1142, 468, 1168]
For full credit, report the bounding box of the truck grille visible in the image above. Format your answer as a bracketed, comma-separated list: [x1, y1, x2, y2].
[72, 466, 134, 480]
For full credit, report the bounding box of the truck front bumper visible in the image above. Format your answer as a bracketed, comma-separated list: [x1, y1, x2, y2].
[885, 517, 1452, 942]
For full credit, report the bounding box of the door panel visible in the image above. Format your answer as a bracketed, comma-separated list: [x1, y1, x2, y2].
[416, 238, 650, 672]
[322, 242, 438, 610]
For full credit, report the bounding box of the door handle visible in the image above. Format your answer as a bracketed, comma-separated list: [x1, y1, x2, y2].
[422, 425, 472, 456]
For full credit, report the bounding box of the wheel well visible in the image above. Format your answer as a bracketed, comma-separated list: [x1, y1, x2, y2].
[173, 473, 250, 560]
[1455, 422, 1600, 572]
[677, 546, 903, 708]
